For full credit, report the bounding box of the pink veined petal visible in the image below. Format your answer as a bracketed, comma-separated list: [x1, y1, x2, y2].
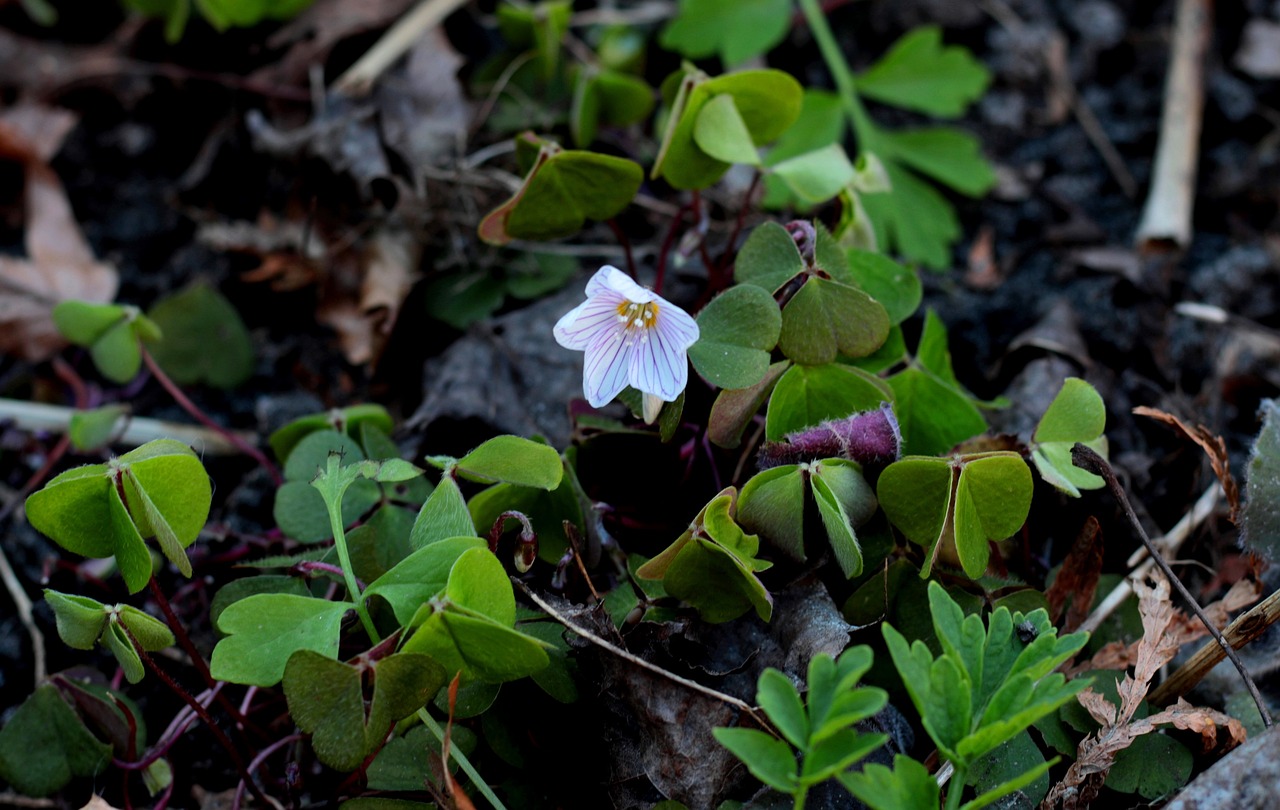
[583, 266, 620, 298]
[583, 330, 633, 407]
[554, 292, 625, 350]
[652, 298, 700, 351]
[630, 322, 688, 402]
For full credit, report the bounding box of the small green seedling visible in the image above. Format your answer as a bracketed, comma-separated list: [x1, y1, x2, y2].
[25, 439, 212, 592]
[714, 646, 888, 808]
[146, 281, 254, 389]
[44, 590, 175, 683]
[1030, 377, 1107, 497]
[52, 300, 161, 384]
[870, 582, 1090, 810]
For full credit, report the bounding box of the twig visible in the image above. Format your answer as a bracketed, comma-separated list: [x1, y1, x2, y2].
[0, 398, 255, 456]
[1149, 586, 1280, 707]
[1078, 485, 1218, 635]
[0, 535, 45, 688]
[515, 579, 770, 726]
[1134, 0, 1212, 249]
[332, 0, 471, 96]
[1071, 444, 1272, 727]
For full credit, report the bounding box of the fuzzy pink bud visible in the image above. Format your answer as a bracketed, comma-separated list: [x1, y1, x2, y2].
[757, 402, 901, 470]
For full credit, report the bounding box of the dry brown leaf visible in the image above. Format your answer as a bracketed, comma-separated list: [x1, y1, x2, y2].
[964, 223, 1001, 289]
[1045, 516, 1104, 631]
[1133, 405, 1241, 522]
[1043, 572, 1245, 809]
[315, 225, 420, 366]
[0, 104, 118, 362]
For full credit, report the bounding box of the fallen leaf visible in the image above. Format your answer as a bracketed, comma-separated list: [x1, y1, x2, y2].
[964, 223, 1001, 289]
[1133, 405, 1241, 522]
[0, 104, 118, 363]
[1044, 516, 1104, 632]
[315, 224, 421, 366]
[376, 27, 471, 173]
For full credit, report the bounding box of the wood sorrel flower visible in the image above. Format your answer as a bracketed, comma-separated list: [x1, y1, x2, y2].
[554, 266, 699, 412]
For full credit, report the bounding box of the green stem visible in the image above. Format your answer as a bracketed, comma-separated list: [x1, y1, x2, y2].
[418, 709, 508, 810]
[792, 784, 808, 810]
[944, 764, 967, 810]
[319, 465, 380, 644]
[795, 0, 876, 141]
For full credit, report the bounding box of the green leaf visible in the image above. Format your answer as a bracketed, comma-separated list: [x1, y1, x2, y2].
[0, 685, 112, 796]
[840, 755, 940, 810]
[965, 730, 1050, 807]
[52, 300, 127, 346]
[802, 728, 887, 784]
[855, 26, 990, 118]
[571, 68, 654, 147]
[479, 138, 642, 244]
[1031, 378, 1107, 496]
[410, 475, 476, 549]
[708, 360, 790, 448]
[115, 605, 174, 651]
[886, 367, 987, 456]
[811, 459, 876, 578]
[659, 0, 792, 66]
[876, 456, 953, 574]
[845, 250, 921, 325]
[770, 143, 856, 204]
[694, 93, 761, 165]
[688, 285, 782, 389]
[952, 453, 1033, 578]
[210, 575, 310, 629]
[44, 590, 108, 650]
[711, 728, 797, 793]
[737, 465, 806, 562]
[210, 594, 351, 687]
[756, 669, 807, 748]
[452, 435, 564, 489]
[734, 221, 806, 293]
[403, 609, 551, 684]
[765, 363, 891, 441]
[24, 465, 115, 558]
[283, 651, 445, 772]
[1244, 399, 1280, 559]
[269, 404, 394, 464]
[653, 69, 802, 190]
[67, 405, 128, 451]
[777, 276, 891, 365]
[102, 621, 145, 683]
[1106, 733, 1192, 800]
[879, 127, 996, 197]
[146, 281, 254, 388]
[860, 158, 959, 270]
[107, 480, 153, 593]
[762, 90, 846, 209]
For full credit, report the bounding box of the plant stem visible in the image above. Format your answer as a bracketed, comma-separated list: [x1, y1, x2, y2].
[606, 218, 638, 280]
[1071, 444, 1274, 728]
[796, 0, 876, 139]
[417, 708, 508, 810]
[121, 623, 274, 809]
[141, 348, 283, 486]
[944, 764, 967, 810]
[320, 474, 381, 644]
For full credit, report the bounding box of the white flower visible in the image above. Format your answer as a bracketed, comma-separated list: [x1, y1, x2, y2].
[554, 266, 700, 410]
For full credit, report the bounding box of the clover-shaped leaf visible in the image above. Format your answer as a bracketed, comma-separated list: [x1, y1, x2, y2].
[400, 548, 551, 683]
[770, 143, 856, 205]
[52, 300, 162, 383]
[636, 487, 773, 623]
[738, 458, 876, 577]
[43, 590, 174, 683]
[1031, 377, 1107, 497]
[146, 281, 254, 389]
[877, 452, 1032, 579]
[571, 67, 654, 147]
[25, 439, 211, 592]
[283, 651, 446, 772]
[210, 593, 352, 687]
[365, 535, 487, 625]
[708, 360, 791, 449]
[268, 404, 394, 464]
[687, 284, 782, 389]
[0, 685, 112, 797]
[854, 26, 991, 118]
[845, 249, 920, 325]
[273, 430, 381, 543]
[479, 135, 642, 244]
[653, 68, 802, 190]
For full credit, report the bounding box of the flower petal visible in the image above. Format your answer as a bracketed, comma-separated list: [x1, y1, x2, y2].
[652, 297, 700, 351]
[629, 323, 688, 402]
[590, 265, 655, 304]
[554, 292, 625, 350]
[583, 330, 632, 407]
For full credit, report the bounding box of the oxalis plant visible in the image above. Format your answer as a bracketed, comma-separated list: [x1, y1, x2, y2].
[0, 5, 1139, 809]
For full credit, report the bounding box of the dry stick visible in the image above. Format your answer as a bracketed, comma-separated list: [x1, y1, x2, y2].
[331, 0, 470, 96]
[1134, 0, 1212, 249]
[1149, 587, 1280, 707]
[1070, 444, 1273, 728]
[0, 398, 255, 455]
[1077, 485, 1219, 636]
[515, 580, 771, 729]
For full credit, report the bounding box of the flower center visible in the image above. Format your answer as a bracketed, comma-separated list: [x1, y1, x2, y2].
[616, 300, 659, 344]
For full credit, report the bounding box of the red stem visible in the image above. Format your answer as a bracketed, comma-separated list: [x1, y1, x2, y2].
[141, 348, 283, 486]
[606, 218, 638, 280]
[654, 200, 693, 296]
